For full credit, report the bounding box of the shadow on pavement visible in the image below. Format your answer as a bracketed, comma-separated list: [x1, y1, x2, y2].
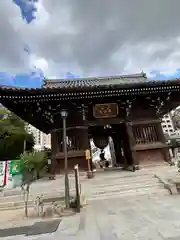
[0, 219, 61, 238]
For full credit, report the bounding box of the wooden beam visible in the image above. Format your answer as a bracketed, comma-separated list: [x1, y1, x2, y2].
[87, 118, 123, 126]
[51, 126, 88, 132]
[134, 142, 167, 151]
[53, 150, 85, 159]
[132, 119, 161, 125]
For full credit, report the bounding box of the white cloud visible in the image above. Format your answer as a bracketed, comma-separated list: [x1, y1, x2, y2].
[32, 0, 50, 27]
[1, 0, 180, 78]
[29, 54, 48, 71]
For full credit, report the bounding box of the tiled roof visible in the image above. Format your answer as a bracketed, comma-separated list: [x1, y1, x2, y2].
[0, 73, 180, 93]
[43, 72, 147, 88]
[0, 85, 19, 89]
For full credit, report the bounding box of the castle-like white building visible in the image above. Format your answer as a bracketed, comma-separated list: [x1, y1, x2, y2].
[161, 113, 175, 136]
[26, 124, 51, 150]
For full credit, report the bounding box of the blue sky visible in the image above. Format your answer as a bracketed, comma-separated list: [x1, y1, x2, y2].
[0, 0, 44, 88]
[149, 69, 180, 80]
[0, 1, 79, 88]
[0, 0, 180, 88]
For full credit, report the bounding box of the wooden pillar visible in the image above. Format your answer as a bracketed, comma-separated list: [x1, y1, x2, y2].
[156, 122, 166, 142]
[156, 122, 171, 163]
[125, 121, 139, 169]
[79, 127, 89, 150]
[82, 127, 91, 171]
[111, 133, 122, 166]
[78, 127, 91, 170]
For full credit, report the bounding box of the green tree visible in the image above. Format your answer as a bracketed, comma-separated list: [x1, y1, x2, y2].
[172, 108, 180, 129]
[20, 151, 48, 217]
[21, 151, 48, 180]
[20, 152, 34, 218]
[0, 108, 34, 160]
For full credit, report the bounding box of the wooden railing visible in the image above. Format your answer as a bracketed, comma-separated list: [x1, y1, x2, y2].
[133, 125, 158, 144]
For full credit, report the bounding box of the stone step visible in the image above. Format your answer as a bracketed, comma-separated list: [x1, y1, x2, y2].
[0, 188, 62, 199]
[84, 182, 163, 195]
[88, 175, 158, 186]
[83, 172, 168, 200]
[0, 193, 75, 211]
[0, 178, 160, 203]
[2, 181, 76, 196]
[84, 173, 160, 184]
[91, 173, 158, 183]
[0, 184, 166, 210]
[87, 186, 168, 201]
[0, 169, 170, 209]
[95, 166, 170, 176]
[0, 199, 51, 211]
[85, 177, 160, 191]
[0, 174, 157, 200]
[0, 189, 76, 203]
[0, 175, 159, 198]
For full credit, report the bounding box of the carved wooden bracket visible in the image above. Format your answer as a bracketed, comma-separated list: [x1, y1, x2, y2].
[125, 98, 136, 118]
[81, 104, 88, 121]
[148, 92, 171, 117]
[155, 97, 164, 116]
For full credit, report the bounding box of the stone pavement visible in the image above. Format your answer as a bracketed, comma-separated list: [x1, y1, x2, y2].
[6, 193, 179, 240]
[0, 219, 60, 239]
[1, 166, 180, 239]
[55, 194, 180, 239]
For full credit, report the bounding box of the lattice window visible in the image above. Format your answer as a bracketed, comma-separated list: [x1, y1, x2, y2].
[56, 130, 87, 152]
[133, 125, 158, 144]
[67, 134, 81, 150]
[56, 133, 81, 151]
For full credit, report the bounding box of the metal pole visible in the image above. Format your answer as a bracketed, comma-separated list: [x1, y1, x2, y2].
[63, 117, 70, 208]
[23, 140, 26, 153]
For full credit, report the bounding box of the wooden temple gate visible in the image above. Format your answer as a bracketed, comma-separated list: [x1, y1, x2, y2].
[0, 72, 179, 173]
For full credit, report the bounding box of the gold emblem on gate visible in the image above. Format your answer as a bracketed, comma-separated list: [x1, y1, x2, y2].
[93, 103, 118, 118]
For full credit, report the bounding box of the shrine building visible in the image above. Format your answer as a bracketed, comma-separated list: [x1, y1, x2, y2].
[0, 72, 180, 173]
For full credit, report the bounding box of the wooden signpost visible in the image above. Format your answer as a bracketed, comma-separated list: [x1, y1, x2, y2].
[85, 149, 91, 171]
[85, 149, 93, 179]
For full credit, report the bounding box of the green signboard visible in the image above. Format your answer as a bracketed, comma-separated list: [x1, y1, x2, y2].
[10, 160, 22, 175]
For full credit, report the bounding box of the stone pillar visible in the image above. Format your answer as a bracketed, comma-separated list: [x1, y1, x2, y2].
[125, 121, 139, 170]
